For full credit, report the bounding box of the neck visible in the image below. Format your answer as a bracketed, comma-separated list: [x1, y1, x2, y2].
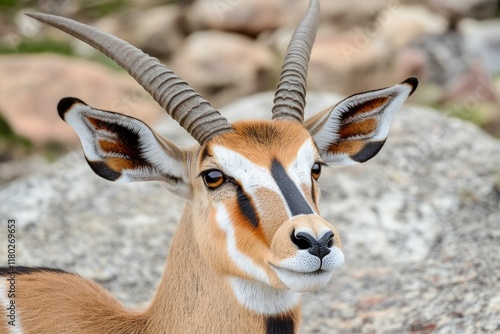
[142, 204, 302, 333]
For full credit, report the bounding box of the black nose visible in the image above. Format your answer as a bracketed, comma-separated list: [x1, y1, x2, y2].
[291, 231, 334, 259]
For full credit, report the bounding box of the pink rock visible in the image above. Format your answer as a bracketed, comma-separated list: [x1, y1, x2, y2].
[0, 54, 164, 146]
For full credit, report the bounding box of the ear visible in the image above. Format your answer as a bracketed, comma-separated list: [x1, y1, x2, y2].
[58, 97, 190, 198]
[305, 77, 418, 165]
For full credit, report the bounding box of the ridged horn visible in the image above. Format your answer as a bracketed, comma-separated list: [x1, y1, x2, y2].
[272, 0, 320, 123]
[26, 13, 233, 145]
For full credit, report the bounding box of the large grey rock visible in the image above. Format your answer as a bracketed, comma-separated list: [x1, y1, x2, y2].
[1, 92, 499, 332]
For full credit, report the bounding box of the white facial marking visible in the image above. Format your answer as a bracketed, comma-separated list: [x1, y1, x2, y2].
[273, 247, 344, 293]
[216, 204, 269, 283]
[211, 145, 292, 217]
[0, 280, 24, 334]
[287, 140, 318, 213]
[230, 277, 300, 315]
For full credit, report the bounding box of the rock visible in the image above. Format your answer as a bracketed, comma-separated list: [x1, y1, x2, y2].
[1, 92, 499, 334]
[94, 5, 184, 60]
[461, 18, 500, 75]
[186, 0, 308, 36]
[377, 5, 447, 49]
[395, 29, 498, 103]
[303, 5, 447, 94]
[307, 27, 393, 94]
[418, 0, 498, 22]
[319, 0, 398, 29]
[0, 54, 165, 146]
[171, 30, 274, 107]
[186, 0, 400, 35]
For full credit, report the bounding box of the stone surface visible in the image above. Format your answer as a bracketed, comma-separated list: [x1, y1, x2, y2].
[305, 5, 448, 94]
[94, 5, 184, 60]
[418, 0, 498, 21]
[1, 92, 499, 332]
[186, 0, 307, 36]
[171, 30, 274, 107]
[0, 54, 164, 146]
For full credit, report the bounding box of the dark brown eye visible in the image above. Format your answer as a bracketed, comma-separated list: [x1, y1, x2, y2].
[311, 163, 321, 180]
[203, 170, 226, 189]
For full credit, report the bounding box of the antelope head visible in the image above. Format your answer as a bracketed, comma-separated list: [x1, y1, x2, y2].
[28, 0, 417, 314]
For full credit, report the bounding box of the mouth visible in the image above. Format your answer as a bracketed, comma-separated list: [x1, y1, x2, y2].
[271, 264, 332, 276]
[270, 264, 335, 292]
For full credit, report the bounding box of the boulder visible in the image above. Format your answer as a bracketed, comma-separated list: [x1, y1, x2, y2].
[418, 0, 498, 22]
[263, 5, 447, 95]
[1, 92, 499, 332]
[0, 54, 164, 146]
[171, 30, 274, 107]
[94, 5, 184, 60]
[186, 0, 308, 36]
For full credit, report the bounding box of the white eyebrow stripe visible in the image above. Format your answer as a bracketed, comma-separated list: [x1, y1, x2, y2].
[211, 145, 292, 218]
[285, 139, 318, 214]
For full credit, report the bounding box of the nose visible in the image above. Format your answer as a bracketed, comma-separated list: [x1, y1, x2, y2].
[291, 231, 334, 259]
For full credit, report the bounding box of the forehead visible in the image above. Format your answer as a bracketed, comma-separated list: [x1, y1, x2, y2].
[204, 121, 316, 167]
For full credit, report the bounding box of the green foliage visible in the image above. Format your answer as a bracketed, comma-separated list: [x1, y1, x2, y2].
[0, 0, 16, 8]
[0, 38, 73, 55]
[0, 111, 33, 162]
[79, 0, 130, 18]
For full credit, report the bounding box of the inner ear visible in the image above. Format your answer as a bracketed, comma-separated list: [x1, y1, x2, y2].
[59, 97, 191, 197]
[305, 77, 418, 165]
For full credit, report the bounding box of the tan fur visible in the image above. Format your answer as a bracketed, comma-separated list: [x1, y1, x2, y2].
[3, 271, 144, 334]
[212, 121, 314, 168]
[328, 140, 366, 156]
[339, 118, 377, 139]
[254, 188, 290, 241]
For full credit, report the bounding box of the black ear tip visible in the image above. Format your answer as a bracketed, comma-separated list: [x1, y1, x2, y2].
[57, 97, 86, 120]
[402, 77, 419, 96]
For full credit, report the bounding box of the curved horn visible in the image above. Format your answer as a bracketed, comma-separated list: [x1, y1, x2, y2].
[26, 13, 232, 145]
[272, 0, 320, 123]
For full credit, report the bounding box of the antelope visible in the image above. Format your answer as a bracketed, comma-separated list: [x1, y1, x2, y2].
[0, 1, 417, 333]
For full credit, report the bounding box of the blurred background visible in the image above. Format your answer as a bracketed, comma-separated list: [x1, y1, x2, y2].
[1, 0, 500, 182]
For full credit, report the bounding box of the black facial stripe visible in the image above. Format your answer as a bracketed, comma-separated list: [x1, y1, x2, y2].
[237, 187, 259, 228]
[271, 159, 313, 216]
[265, 314, 295, 334]
[311, 182, 317, 205]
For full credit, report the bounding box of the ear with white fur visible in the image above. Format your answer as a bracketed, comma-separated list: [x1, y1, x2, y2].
[58, 97, 190, 197]
[305, 77, 418, 165]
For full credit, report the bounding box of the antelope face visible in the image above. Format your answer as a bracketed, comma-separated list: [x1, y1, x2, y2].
[193, 121, 343, 293]
[56, 77, 416, 305]
[33, 0, 417, 318]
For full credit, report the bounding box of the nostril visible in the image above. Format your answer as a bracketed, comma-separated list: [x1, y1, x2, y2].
[322, 231, 335, 248]
[327, 238, 333, 248]
[291, 231, 312, 250]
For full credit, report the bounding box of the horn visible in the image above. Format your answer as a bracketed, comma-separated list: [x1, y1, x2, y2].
[26, 13, 233, 145]
[272, 0, 320, 123]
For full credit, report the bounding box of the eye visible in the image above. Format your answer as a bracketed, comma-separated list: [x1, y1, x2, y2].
[202, 170, 226, 190]
[311, 163, 321, 180]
